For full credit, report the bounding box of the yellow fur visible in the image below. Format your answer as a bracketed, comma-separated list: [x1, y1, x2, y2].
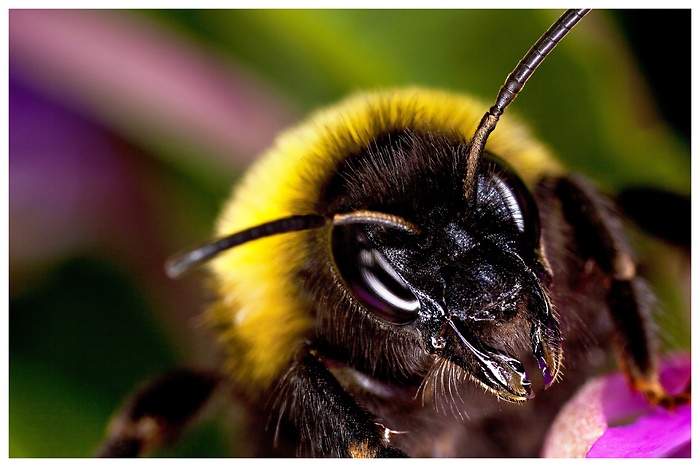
[207, 87, 562, 394]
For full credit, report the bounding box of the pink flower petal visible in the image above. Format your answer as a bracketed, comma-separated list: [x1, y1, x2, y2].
[587, 404, 690, 457]
[542, 353, 691, 458]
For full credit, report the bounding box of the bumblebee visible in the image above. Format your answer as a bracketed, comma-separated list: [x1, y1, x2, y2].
[96, 9, 688, 457]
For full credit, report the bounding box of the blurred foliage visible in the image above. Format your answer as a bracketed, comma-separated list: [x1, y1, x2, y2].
[8, 9, 690, 457]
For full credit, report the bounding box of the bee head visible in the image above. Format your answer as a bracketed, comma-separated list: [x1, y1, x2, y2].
[330, 151, 562, 402]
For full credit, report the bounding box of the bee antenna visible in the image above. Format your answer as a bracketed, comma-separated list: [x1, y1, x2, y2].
[165, 211, 420, 278]
[464, 8, 590, 199]
[331, 211, 420, 234]
[165, 214, 326, 278]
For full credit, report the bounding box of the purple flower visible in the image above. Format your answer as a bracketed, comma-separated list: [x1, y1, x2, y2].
[542, 353, 690, 458]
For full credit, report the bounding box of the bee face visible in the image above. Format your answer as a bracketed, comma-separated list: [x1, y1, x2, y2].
[327, 130, 560, 401]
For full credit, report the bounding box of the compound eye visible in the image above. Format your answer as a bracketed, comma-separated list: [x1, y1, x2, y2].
[331, 223, 419, 324]
[482, 158, 541, 250]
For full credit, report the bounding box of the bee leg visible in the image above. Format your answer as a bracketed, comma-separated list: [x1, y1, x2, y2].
[272, 343, 408, 457]
[554, 175, 690, 408]
[95, 368, 222, 457]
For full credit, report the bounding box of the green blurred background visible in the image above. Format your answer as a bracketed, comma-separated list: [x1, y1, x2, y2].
[8, 9, 690, 457]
